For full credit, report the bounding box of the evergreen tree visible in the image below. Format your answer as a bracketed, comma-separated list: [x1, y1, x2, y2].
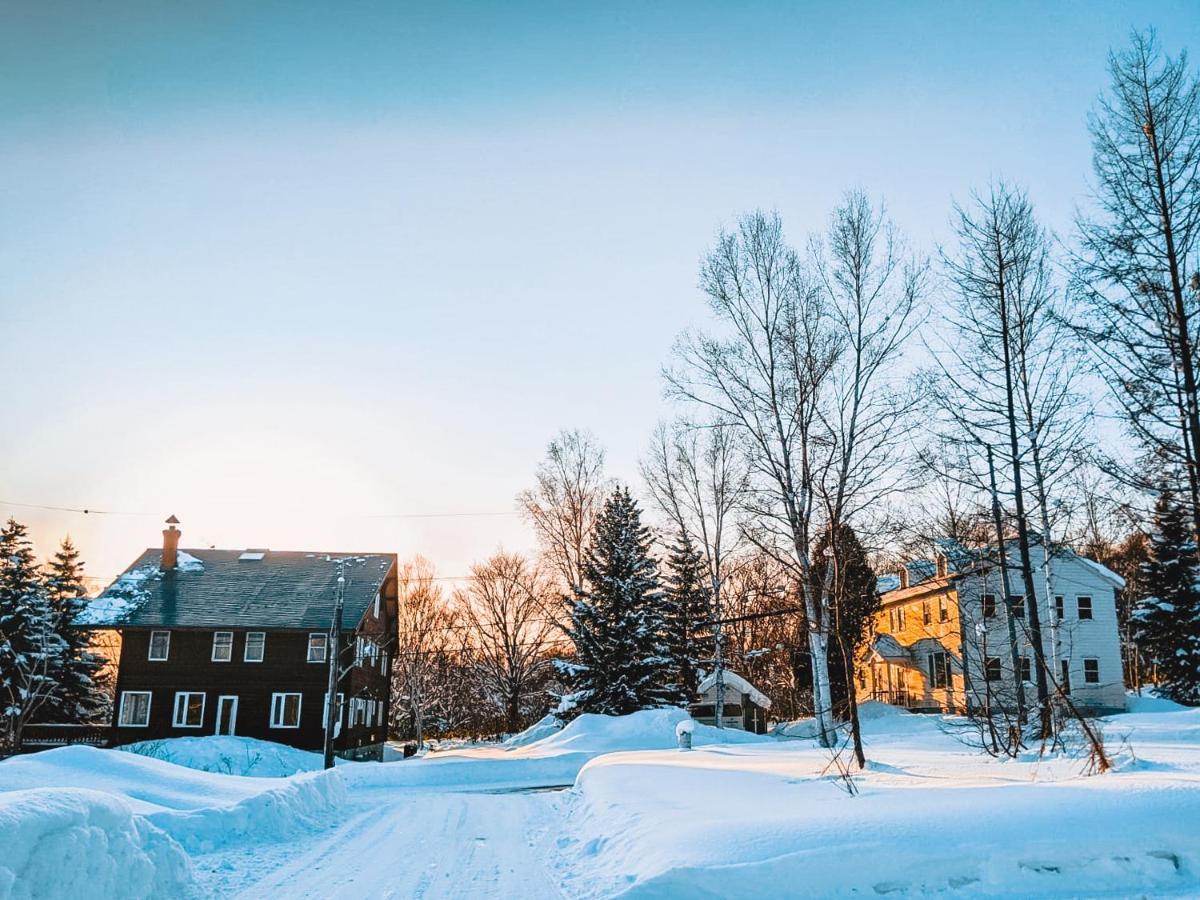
[41, 537, 108, 723]
[0, 519, 65, 752]
[810, 523, 879, 711]
[564, 488, 673, 715]
[660, 532, 713, 704]
[1137, 488, 1200, 704]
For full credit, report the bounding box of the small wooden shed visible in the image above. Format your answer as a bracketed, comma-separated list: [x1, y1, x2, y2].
[690, 670, 772, 734]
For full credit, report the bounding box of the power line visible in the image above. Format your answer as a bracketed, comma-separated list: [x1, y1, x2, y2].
[0, 498, 521, 521]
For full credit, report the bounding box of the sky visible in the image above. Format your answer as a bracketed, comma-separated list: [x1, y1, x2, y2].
[2, 1, 1198, 589]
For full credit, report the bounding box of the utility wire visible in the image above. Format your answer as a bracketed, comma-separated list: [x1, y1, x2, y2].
[0, 498, 520, 520]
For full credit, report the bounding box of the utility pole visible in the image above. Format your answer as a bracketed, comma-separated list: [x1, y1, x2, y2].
[323, 563, 346, 770]
[986, 445, 1027, 725]
[712, 573, 725, 729]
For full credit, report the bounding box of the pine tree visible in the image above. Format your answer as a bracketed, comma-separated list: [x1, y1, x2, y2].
[811, 523, 879, 711]
[660, 532, 713, 705]
[564, 488, 673, 715]
[41, 537, 108, 723]
[1137, 488, 1200, 704]
[0, 519, 66, 752]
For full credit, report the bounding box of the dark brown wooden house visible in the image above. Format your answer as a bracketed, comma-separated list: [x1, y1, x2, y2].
[78, 518, 398, 759]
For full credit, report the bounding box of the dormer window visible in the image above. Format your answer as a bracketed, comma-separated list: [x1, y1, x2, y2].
[899, 567, 909, 589]
[935, 554, 948, 578]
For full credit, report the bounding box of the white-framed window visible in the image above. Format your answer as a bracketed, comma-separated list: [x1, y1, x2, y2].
[373, 592, 380, 618]
[308, 633, 328, 663]
[211, 631, 233, 662]
[927, 651, 949, 689]
[118, 691, 152, 727]
[172, 691, 205, 728]
[985, 657, 1003, 682]
[1019, 656, 1032, 683]
[981, 594, 997, 619]
[244, 632, 266, 663]
[323, 692, 345, 733]
[148, 630, 170, 661]
[270, 692, 302, 728]
[1077, 595, 1093, 620]
[1084, 658, 1100, 684]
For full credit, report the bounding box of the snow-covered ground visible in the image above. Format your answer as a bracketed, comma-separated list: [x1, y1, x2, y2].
[2, 700, 1199, 898]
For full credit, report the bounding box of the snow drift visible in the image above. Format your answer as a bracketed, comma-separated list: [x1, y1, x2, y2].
[121, 735, 331, 777]
[0, 788, 194, 900]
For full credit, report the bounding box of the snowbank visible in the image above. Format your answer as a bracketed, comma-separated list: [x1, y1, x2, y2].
[1126, 692, 1190, 714]
[561, 706, 1200, 898]
[0, 745, 347, 854]
[122, 735, 330, 777]
[0, 788, 194, 899]
[520, 708, 767, 756]
[503, 714, 563, 748]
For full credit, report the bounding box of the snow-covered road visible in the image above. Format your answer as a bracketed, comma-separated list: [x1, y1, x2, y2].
[211, 789, 566, 899]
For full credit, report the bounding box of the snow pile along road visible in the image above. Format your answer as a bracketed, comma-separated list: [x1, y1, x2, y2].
[0, 788, 195, 899]
[560, 704, 1200, 899]
[121, 735, 332, 777]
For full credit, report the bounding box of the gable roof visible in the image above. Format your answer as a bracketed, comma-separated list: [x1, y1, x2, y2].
[77, 549, 396, 630]
[697, 670, 772, 709]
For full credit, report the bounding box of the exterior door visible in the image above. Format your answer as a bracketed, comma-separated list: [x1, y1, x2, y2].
[216, 695, 238, 735]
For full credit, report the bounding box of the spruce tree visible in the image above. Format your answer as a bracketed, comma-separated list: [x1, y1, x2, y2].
[811, 523, 879, 710]
[41, 537, 108, 723]
[661, 532, 713, 705]
[565, 488, 673, 715]
[1137, 488, 1200, 704]
[0, 519, 65, 751]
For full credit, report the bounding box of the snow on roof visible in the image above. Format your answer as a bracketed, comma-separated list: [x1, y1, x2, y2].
[697, 670, 772, 710]
[870, 634, 913, 664]
[1074, 554, 1126, 589]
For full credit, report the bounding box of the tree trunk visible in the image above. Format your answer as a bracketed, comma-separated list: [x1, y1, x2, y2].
[987, 446, 1027, 725]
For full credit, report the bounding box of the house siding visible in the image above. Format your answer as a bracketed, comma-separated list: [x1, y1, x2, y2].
[859, 546, 1126, 716]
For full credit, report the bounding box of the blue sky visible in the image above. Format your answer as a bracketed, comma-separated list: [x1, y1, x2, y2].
[2, 1, 1198, 585]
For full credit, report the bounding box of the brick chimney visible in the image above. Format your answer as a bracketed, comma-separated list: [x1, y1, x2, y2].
[162, 515, 181, 570]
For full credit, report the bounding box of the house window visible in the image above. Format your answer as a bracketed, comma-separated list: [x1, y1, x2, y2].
[922, 602, 931, 626]
[928, 651, 949, 689]
[1010, 595, 1025, 619]
[938, 598, 949, 623]
[270, 692, 302, 728]
[211, 631, 233, 662]
[118, 691, 152, 727]
[985, 657, 1002, 682]
[308, 633, 328, 663]
[373, 593, 380, 618]
[1019, 656, 1032, 683]
[982, 594, 997, 620]
[244, 632, 266, 663]
[1084, 658, 1100, 684]
[1055, 595, 1065, 620]
[323, 692, 345, 731]
[377, 701, 385, 727]
[897, 606, 906, 630]
[1077, 596, 1093, 620]
[172, 692, 205, 728]
[148, 631, 170, 662]
[1060, 659, 1071, 694]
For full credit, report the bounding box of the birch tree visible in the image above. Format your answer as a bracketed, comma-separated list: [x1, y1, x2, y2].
[667, 210, 842, 747]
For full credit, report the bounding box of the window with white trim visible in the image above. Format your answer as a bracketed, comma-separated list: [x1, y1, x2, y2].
[985, 657, 1003, 682]
[172, 692, 205, 728]
[1084, 658, 1100, 684]
[118, 691, 152, 727]
[270, 692, 302, 728]
[244, 632, 265, 662]
[1077, 595, 1093, 620]
[373, 592, 380, 618]
[323, 692, 345, 732]
[148, 630, 170, 661]
[211, 631, 233, 662]
[307, 633, 328, 663]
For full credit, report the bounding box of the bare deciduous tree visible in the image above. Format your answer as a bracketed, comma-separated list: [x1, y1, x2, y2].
[1072, 30, 1200, 545]
[518, 429, 609, 603]
[390, 556, 452, 749]
[456, 552, 560, 733]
